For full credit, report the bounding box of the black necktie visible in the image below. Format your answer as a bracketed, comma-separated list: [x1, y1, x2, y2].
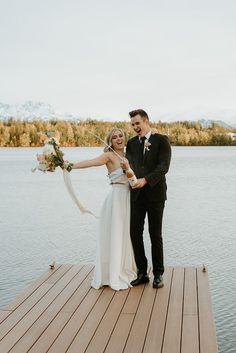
[140, 136, 146, 155]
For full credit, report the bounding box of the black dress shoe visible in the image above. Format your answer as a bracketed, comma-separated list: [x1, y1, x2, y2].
[131, 274, 149, 286]
[153, 275, 164, 289]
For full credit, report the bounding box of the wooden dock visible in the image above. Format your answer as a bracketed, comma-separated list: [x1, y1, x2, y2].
[0, 264, 218, 353]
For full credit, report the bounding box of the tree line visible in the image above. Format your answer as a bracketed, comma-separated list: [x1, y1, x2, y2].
[0, 118, 235, 147]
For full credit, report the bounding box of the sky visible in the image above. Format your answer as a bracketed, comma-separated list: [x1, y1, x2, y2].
[0, 0, 236, 121]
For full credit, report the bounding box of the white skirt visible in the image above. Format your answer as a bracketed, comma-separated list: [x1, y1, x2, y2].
[91, 183, 136, 291]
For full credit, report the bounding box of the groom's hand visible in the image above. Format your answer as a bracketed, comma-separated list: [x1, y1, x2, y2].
[132, 178, 147, 189]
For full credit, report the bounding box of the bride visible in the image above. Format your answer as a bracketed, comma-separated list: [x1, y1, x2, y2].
[65, 128, 136, 290]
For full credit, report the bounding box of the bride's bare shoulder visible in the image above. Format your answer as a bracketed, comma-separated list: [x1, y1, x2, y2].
[103, 151, 114, 161]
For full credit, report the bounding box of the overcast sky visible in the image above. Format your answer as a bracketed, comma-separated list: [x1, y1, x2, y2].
[0, 0, 236, 121]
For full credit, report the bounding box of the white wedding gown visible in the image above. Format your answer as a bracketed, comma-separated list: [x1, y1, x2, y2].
[91, 167, 137, 290]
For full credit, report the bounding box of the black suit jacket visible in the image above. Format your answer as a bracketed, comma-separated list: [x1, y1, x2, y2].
[126, 133, 171, 202]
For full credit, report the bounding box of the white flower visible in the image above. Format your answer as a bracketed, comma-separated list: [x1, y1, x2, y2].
[42, 144, 55, 155]
[38, 163, 48, 172]
[32, 133, 64, 173]
[144, 140, 151, 151]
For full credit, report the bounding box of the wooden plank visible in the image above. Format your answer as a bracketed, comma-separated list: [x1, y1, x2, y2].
[0, 264, 72, 341]
[183, 268, 198, 315]
[122, 284, 145, 314]
[142, 267, 173, 353]
[0, 265, 218, 353]
[85, 289, 130, 353]
[104, 313, 134, 353]
[0, 311, 13, 325]
[66, 287, 115, 353]
[197, 267, 218, 353]
[182, 316, 199, 353]
[0, 283, 53, 342]
[45, 264, 72, 284]
[104, 285, 145, 353]
[123, 283, 156, 353]
[28, 273, 93, 353]
[161, 267, 184, 353]
[58, 268, 93, 314]
[46, 288, 105, 353]
[4, 264, 62, 312]
[10, 265, 93, 353]
[181, 267, 199, 353]
[0, 265, 62, 325]
[0, 264, 82, 352]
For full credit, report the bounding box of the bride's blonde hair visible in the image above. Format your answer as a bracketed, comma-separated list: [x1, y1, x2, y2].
[104, 128, 125, 152]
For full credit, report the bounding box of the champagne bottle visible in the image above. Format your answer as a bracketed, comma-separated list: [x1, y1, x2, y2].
[125, 167, 137, 186]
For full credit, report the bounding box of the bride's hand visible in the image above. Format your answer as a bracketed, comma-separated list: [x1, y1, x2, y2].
[60, 161, 68, 169]
[120, 157, 130, 170]
[61, 161, 72, 171]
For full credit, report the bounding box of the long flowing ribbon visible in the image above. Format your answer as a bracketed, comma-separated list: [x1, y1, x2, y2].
[63, 169, 98, 218]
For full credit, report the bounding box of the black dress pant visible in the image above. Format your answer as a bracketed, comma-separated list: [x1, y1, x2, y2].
[130, 190, 165, 277]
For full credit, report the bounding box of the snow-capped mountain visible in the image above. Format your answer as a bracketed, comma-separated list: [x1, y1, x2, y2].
[0, 101, 79, 121]
[0, 101, 236, 128]
[195, 119, 233, 129]
[158, 107, 236, 128]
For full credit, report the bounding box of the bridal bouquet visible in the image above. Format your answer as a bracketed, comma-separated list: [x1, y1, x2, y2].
[32, 135, 68, 173]
[32, 133, 95, 217]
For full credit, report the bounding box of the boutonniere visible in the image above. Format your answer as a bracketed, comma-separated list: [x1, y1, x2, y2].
[144, 140, 151, 152]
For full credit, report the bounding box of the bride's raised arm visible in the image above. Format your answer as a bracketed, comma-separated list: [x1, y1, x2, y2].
[69, 153, 110, 170]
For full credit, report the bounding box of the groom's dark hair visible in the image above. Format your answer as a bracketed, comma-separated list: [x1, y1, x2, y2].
[129, 109, 149, 121]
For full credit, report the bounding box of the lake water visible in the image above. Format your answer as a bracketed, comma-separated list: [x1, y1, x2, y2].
[0, 146, 235, 353]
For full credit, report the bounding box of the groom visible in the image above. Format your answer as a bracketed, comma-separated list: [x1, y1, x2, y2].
[124, 109, 171, 288]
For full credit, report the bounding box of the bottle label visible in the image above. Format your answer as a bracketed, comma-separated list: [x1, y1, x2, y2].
[126, 168, 137, 186]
